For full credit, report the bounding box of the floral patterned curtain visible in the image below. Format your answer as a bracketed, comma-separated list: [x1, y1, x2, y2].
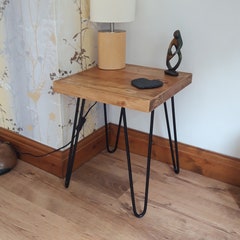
[0, 0, 97, 148]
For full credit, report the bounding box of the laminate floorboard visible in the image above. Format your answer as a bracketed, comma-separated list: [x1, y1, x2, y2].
[0, 150, 239, 240]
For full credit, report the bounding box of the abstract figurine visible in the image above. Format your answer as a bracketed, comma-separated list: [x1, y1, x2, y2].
[165, 30, 183, 76]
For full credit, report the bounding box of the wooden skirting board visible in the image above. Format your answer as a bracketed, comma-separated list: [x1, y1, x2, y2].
[1, 125, 240, 187]
[108, 124, 240, 188]
[0, 127, 106, 178]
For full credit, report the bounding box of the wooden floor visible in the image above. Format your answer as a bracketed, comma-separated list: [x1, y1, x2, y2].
[0, 150, 240, 240]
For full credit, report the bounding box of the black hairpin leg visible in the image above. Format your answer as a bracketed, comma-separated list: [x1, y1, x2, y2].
[104, 103, 123, 153]
[164, 96, 179, 174]
[65, 98, 86, 188]
[122, 107, 155, 218]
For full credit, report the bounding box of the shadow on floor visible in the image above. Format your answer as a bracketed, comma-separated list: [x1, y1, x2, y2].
[228, 186, 240, 208]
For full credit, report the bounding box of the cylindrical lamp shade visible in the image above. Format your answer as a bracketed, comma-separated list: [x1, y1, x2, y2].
[90, 0, 136, 23]
[90, 0, 136, 70]
[98, 31, 126, 70]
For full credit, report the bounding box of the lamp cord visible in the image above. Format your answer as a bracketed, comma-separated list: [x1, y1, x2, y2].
[21, 101, 97, 158]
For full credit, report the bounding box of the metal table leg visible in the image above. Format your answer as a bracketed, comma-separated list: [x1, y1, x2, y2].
[104, 100, 180, 217]
[122, 108, 155, 218]
[67, 99, 179, 218]
[65, 98, 86, 188]
[164, 96, 180, 173]
[104, 103, 123, 153]
[103, 105, 154, 218]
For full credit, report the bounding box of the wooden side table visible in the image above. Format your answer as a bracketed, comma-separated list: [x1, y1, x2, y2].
[53, 64, 192, 217]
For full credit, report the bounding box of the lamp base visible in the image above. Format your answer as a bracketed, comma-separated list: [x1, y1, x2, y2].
[98, 31, 126, 70]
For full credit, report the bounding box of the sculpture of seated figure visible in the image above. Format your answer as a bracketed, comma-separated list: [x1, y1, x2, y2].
[165, 30, 183, 76]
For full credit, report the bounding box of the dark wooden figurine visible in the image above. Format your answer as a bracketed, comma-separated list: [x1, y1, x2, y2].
[165, 30, 183, 76]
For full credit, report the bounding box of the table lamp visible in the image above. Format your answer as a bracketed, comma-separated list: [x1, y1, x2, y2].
[90, 0, 136, 70]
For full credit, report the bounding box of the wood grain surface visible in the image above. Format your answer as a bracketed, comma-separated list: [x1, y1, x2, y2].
[53, 64, 192, 112]
[1, 150, 239, 240]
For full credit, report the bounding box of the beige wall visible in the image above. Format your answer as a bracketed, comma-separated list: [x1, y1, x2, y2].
[112, 0, 240, 158]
